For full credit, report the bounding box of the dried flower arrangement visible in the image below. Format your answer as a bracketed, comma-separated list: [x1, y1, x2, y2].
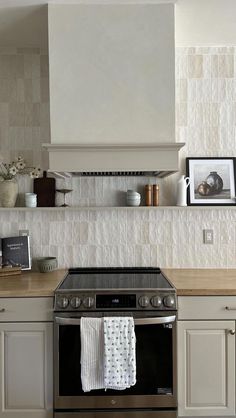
[0, 156, 41, 180]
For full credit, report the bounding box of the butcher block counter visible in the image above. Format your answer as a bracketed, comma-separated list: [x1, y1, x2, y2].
[0, 269, 66, 297]
[1, 268, 236, 297]
[163, 268, 236, 296]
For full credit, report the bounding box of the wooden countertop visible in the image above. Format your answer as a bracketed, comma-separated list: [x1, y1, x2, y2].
[0, 269, 66, 297]
[163, 269, 236, 296]
[2, 268, 236, 298]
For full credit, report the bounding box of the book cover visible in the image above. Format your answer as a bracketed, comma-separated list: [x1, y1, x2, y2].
[1, 236, 31, 270]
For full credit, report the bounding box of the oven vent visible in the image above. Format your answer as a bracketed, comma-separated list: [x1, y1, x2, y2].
[71, 171, 174, 177]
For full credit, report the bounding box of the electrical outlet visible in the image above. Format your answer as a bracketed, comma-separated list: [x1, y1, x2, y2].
[19, 229, 29, 236]
[203, 229, 213, 244]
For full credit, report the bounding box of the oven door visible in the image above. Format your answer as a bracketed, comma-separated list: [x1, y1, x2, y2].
[54, 312, 177, 411]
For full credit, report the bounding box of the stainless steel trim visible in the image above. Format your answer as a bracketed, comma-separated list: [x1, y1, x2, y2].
[55, 315, 176, 326]
[55, 412, 177, 418]
[55, 411, 177, 418]
[54, 393, 177, 410]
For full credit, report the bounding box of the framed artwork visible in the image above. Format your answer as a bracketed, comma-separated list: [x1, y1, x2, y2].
[186, 157, 236, 206]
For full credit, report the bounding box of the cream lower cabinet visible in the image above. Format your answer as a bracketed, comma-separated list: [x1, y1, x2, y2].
[178, 296, 236, 418]
[0, 297, 53, 418]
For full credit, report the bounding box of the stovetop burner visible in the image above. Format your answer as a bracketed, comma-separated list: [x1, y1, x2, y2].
[54, 267, 176, 312]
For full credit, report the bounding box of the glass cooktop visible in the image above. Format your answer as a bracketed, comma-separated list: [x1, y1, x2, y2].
[58, 267, 173, 290]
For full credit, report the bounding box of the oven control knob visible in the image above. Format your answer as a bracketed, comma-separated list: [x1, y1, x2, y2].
[70, 297, 81, 309]
[138, 295, 149, 308]
[163, 295, 175, 308]
[57, 296, 69, 309]
[83, 297, 94, 308]
[151, 296, 162, 308]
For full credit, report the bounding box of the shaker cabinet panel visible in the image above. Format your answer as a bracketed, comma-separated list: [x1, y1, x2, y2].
[178, 321, 235, 417]
[0, 322, 53, 418]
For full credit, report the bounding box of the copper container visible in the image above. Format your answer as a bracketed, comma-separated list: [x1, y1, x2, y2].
[145, 185, 152, 206]
[153, 185, 159, 206]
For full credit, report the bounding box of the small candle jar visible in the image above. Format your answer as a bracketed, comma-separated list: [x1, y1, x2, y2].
[25, 193, 37, 208]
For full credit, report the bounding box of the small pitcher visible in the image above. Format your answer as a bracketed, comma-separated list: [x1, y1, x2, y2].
[176, 175, 190, 206]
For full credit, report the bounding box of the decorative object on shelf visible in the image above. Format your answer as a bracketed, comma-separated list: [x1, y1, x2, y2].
[56, 189, 73, 207]
[186, 157, 236, 206]
[176, 175, 190, 207]
[33, 171, 56, 207]
[0, 178, 18, 207]
[25, 193, 37, 208]
[153, 184, 160, 206]
[37, 257, 58, 273]
[144, 184, 160, 206]
[126, 190, 141, 206]
[145, 184, 152, 206]
[0, 155, 41, 207]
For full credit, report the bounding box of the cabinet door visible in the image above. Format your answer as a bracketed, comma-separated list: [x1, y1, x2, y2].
[178, 321, 235, 417]
[0, 322, 53, 418]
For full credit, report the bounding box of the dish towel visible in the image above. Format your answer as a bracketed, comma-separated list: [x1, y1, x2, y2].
[103, 317, 136, 390]
[80, 317, 104, 392]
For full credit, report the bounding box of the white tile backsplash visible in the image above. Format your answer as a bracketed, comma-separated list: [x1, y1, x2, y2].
[1, 46, 236, 268]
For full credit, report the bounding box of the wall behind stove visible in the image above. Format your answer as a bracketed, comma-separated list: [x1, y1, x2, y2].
[1, 46, 236, 268]
[1, 207, 235, 269]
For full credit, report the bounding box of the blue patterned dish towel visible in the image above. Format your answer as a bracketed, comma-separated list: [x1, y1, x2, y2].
[80, 316, 136, 392]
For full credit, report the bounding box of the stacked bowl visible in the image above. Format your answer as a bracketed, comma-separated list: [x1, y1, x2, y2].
[126, 190, 141, 207]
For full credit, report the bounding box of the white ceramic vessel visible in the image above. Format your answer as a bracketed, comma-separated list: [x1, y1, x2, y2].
[25, 193, 37, 208]
[176, 175, 190, 206]
[126, 190, 141, 206]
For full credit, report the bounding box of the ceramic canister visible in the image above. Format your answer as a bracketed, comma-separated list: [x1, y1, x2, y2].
[25, 193, 37, 208]
[126, 190, 141, 206]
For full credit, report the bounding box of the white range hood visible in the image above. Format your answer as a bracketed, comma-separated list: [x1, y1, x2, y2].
[43, 142, 184, 177]
[44, 1, 184, 177]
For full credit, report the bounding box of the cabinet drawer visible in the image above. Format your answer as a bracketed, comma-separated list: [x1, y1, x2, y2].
[0, 297, 53, 322]
[178, 296, 236, 320]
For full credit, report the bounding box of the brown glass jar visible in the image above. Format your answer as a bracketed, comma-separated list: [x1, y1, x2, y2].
[145, 185, 152, 206]
[153, 184, 159, 206]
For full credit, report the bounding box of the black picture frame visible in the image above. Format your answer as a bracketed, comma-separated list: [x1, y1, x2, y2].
[186, 157, 236, 206]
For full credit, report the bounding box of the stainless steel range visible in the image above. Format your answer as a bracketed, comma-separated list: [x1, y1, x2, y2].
[54, 267, 177, 418]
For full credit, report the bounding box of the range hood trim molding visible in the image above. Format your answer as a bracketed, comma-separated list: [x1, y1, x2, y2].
[43, 142, 184, 151]
[43, 142, 185, 177]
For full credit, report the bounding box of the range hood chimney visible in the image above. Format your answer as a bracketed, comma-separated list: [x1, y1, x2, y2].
[44, 2, 184, 177]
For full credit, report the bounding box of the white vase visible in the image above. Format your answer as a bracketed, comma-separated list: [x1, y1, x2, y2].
[0, 179, 18, 207]
[176, 175, 190, 206]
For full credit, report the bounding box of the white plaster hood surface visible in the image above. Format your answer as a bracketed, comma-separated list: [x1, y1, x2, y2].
[44, 1, 184, 176]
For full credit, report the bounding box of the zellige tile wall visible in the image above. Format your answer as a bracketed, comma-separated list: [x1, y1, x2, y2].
[0, 46, 49, 198]
[0, 46, 236, 268]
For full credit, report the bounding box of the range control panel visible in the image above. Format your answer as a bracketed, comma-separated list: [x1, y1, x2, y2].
[54, 291, 177, 311]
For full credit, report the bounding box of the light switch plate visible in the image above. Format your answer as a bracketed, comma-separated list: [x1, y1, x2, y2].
[203, 229, 213, 244]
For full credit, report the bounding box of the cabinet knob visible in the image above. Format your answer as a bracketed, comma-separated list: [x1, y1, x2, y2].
[228, 329, 235, 335]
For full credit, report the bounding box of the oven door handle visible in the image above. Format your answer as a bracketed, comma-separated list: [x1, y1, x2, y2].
[54, 315, 176, 326]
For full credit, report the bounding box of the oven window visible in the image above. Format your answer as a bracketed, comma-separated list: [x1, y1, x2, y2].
[58, 323, 173, 396]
